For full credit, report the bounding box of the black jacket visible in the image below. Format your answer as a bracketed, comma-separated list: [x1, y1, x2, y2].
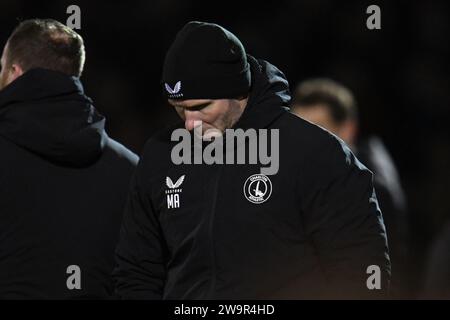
[114, 56, 390, 299]
[0, 69, 138, 299]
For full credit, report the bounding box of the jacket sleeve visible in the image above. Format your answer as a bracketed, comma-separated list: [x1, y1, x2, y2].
[113, 159, 168, 299]
[300, 136, 391, 299]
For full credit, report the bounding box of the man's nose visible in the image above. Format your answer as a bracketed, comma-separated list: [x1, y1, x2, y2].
[184, 110, 202, 131]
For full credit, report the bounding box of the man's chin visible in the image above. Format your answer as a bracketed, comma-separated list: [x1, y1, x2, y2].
[202, 129, 223, 140]
[191, 125, 223, 141]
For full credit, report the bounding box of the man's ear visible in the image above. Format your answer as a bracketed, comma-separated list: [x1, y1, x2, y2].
[10, 63, 24, 80]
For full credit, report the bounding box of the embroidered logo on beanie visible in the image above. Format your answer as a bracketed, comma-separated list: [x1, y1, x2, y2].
[165, 81, 183, 99]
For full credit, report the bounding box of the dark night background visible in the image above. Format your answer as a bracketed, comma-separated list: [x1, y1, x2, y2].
[0, 0, 449, 298]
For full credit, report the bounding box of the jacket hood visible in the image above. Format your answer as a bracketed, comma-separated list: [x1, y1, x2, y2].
[0, 68, 107, 167]
[233, 55, 291, 130]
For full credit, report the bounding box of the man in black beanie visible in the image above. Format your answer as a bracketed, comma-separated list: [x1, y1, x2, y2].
[114, 21, 391, 299]
[162, 21, 252, 140]
[0, 19, 138, 298]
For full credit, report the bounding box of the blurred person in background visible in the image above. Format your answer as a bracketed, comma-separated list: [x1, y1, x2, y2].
[0, 19, 138, 299]
[291, 78, 410, 298]
[421, 220, 450, 299]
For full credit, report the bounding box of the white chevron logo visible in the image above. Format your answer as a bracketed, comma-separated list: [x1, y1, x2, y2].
[165, 81, 182, 94]
[166, 175, 185, 189]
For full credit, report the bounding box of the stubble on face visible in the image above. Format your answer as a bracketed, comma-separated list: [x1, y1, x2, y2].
[170, 97, 248, 140]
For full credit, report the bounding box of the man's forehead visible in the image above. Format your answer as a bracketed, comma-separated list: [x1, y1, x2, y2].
[168, 99, 213, 108]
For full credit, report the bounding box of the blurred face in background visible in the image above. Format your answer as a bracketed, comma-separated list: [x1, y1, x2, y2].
[169, 97, 248, 140]
[292, 103, 357, 146]
[293, 104, 340, 133]
[0, 43, 24, 91]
